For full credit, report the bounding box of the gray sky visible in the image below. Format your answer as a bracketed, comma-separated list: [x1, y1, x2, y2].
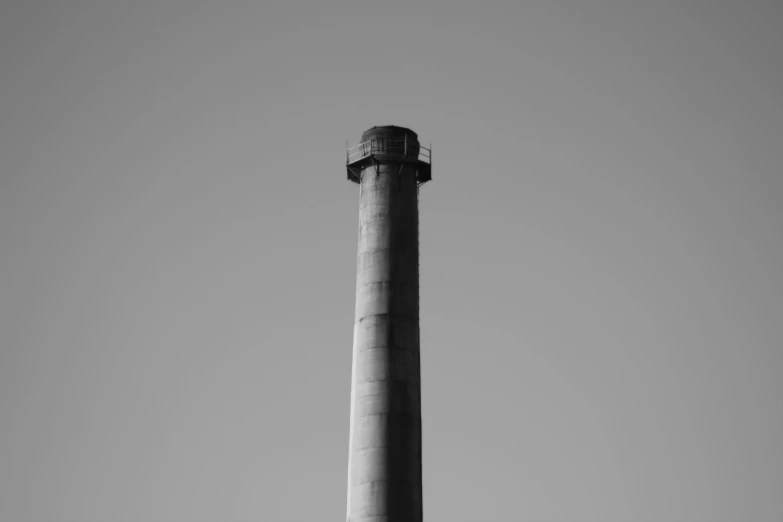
[2, 1, 782, 521]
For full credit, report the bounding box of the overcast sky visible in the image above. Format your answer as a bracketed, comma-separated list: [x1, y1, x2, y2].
[2, 1, 782, 521]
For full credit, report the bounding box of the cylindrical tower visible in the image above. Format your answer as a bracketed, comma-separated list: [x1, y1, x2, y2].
[345, 126, 432, 522]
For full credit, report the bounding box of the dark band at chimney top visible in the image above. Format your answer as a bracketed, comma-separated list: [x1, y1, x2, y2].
[346, 125, 431, 185]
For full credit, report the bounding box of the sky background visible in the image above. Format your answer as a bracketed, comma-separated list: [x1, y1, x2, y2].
[2, 1, 782, 521]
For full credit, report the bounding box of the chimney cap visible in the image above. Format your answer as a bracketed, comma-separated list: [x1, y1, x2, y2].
[360, 125, 419, 143]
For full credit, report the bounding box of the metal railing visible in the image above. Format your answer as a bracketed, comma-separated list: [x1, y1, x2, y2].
[347, 137, 431, 165]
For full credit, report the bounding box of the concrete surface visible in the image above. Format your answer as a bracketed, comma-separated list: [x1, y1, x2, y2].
[346, 126, 424, 522]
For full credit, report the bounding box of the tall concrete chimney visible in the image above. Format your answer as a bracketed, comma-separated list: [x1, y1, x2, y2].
[345, 126, 431, 522]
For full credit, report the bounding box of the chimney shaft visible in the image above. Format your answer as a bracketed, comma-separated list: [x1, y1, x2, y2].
[345, 126, 430, 522]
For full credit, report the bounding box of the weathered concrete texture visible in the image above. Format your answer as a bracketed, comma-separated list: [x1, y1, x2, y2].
[347, 127, 422, 522]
